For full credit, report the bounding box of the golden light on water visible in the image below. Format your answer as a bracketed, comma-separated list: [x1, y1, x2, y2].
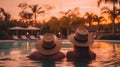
[0, 41, 120, 67]
[26, 41, 30, 50]
[93, 42, 113, 50]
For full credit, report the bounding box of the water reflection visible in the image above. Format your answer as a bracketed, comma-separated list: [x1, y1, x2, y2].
[93, 42, 113, 61]
[26, 41, 30, 50]
[42, 61, 55, 67]
[110, 43, 120, 67]
[92, 41, 120, 67]
[0, 41, 120, 67]
[73, 62, 89, 67]
[9, 50, 22, 60]
[0, 41, 36, 57]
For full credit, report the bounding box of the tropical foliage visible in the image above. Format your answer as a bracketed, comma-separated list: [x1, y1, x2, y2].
[0, 1, 120, 39]
[98, 0, 120, 33]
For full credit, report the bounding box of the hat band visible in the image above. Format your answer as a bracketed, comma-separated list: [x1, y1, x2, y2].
[42, 44, 56, 50]
[74, 37, 88, 43]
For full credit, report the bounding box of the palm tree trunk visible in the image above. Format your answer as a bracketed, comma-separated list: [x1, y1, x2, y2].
[98, 21, 100, 33]
[89, 22, 91, 27]
[112, 2, 116, 34]
[34, 13, 37, 24]
[67, 29, 69, 37]
[112, 17, 115, 34]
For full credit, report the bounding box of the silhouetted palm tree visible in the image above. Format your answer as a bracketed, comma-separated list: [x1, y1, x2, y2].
[60, 7, 80, 36]
[19, 11, 33, 23]
[84, 12, 94, 27]
[18, 2, 28, 11]
[60, 16, 71, 37]
[18, 3, 46, 26]
[93, 14, 106, 32]
[0, 8, 11, 21]
[48, 17, 60, 35]
[29, 4, 44, 23]
[98, 0, 120, 33]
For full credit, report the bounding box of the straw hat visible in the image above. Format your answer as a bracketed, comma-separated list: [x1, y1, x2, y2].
[68, 28, 94, 47]
[36, 33, 62, 55]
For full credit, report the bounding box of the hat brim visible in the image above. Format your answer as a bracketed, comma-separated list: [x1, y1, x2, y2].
[36, 39, 62, 55]
[68, 34, 94, 47]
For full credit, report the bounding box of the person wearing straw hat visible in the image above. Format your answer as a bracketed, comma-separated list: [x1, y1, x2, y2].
[66, 28, 96, 61]
[27, 33, 65, 61]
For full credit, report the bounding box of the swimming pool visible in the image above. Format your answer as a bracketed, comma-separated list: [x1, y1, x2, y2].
[0, 40, 120, 67]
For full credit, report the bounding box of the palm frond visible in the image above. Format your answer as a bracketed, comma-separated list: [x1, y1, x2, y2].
[99, 16, 107, 22]
[105, 0, 119, 4]
[101, 7, 112, 11]
[29, 4, 38, 13]
[98, 0, 103, 7]
[18, 2, 28, 10]
[37, 7, 42, 12]
[38, 11, 45, 14]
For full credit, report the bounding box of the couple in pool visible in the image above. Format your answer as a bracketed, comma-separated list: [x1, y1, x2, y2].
[27, 27, 96, 62]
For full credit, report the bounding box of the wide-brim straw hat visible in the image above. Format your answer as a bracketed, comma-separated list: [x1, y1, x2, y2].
[68, 28, 94, 47]
[36, 33, 62, 55]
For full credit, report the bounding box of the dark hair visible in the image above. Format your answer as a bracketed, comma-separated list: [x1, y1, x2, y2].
[73, 45, 93, 58]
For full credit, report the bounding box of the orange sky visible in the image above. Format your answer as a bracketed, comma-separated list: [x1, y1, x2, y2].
[0, 0, 102, 20]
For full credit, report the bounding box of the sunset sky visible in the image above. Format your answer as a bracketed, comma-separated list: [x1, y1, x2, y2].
[0, 0, 104, 20]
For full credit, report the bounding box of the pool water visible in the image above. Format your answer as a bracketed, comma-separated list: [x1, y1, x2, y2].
[0, 40, 120, 67]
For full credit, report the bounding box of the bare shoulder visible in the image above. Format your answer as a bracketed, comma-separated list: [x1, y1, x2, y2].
[66, 51, 76, 59]
[66, 51, 75, 55]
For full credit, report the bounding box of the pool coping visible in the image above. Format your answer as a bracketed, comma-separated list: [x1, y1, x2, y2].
[0, 40, 18, 42]
[0, 39, 120, 43]
[94, 39, 120, 43]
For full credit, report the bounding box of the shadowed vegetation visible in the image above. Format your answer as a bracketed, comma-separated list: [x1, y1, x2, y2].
[0, 1, 120, 40]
